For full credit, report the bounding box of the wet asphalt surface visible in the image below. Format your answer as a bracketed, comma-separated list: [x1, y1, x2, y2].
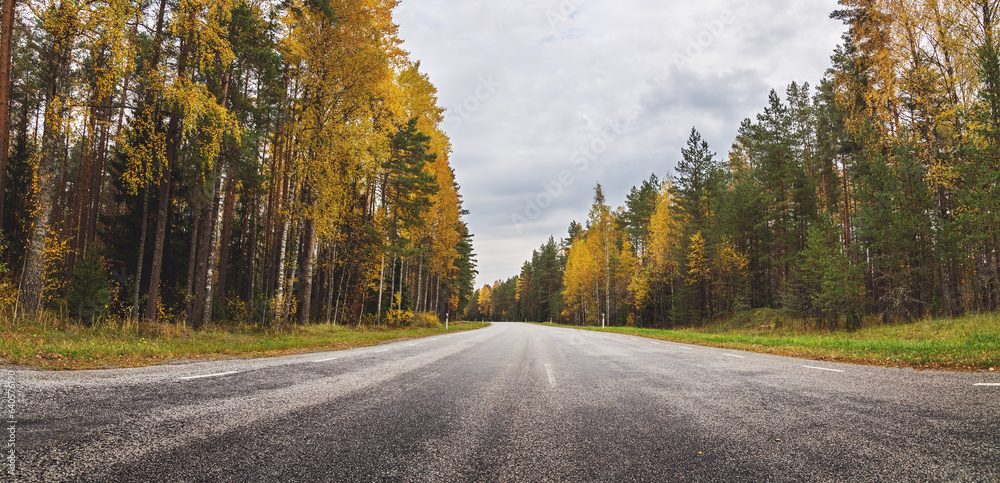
[8, 322, 1000, 482]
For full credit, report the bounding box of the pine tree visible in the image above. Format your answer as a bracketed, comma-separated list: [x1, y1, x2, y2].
[67, 248, 111, 327]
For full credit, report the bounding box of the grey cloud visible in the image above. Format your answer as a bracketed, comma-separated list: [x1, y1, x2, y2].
[396, 0, 845, 286]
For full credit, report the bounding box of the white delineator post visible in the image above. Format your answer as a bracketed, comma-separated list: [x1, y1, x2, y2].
[446, 313, 449, 330]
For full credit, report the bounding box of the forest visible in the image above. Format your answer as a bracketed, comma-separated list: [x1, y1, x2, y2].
[0, 0, 476, 328]
[468, 0, 1000, 329]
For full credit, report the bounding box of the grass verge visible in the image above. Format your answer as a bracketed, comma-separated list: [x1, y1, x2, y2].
[547, 312, 1000, 371]
[0, 319, 488, 370]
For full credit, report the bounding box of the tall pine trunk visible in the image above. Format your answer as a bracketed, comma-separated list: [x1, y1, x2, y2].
[416, 257, 423, 313]
[189, 196, 215, 329]
[183, 209, 200, 318]
[0, 0, 16, 226]
[187, 70, 230, 329]
[376, 253, 386, 323]
[215, 176, 236, 315]
[297, 217, 316, 325]
[144, 5, 187, 322]
[19, 16, 72, 316]
[131, 187, 149, 319]
[325, 242, 337, 324]
[144, 129, 175, 322]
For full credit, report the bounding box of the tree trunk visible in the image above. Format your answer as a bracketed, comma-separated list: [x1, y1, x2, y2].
[416, 258, 424, 313]
[334, 246, 349, 326]
[376, 253, 386, 323]
[187, 64, 231, 329]
[325, 242, 337, 324]
[144, 8, 187, 322]
[68, 103, 97, 268]
[131, 186, 149, 319]
[434, 274, 441, 315]
[297, 218, 316, 325]
[87, 93, 112, 254]
[183, 209, 200, 317]
[239, 186, 258, 301]
[273, 217, 290, 326]
[389, 254, 397, 313]
[0, 0, 17, 226]
[144, 152, 173, 322]
[200, 172, 227, 328]
[283, 221, 301, 326]
[18, 21, 71, 316]
[189, 193, 216, 330]
[214, 175, 237, 314]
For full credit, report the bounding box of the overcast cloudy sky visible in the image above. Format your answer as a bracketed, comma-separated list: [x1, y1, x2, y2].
[394, 0, 848, 288]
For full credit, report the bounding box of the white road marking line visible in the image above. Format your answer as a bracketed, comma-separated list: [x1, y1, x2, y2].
[724, 354, 746, 359]
[405, 343, 419, 347]
[803, 365, 844, 373]
[680, 347, 694, 350]
[179, 371, 238, 381]
[313, 357, 339, 363]
[544, 364, 557, 387]
[974, 383, 1000, 387]
[650, 341, 660, 345]
[374, 349, 390, 353]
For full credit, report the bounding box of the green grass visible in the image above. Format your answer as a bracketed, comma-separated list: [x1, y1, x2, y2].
[548, 311, 1000, 371]
[0, 317, 488, 370]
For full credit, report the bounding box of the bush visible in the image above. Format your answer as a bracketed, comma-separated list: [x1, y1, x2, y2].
[359, 313, 379, 327]
[411, 312, 440, 329]
[0, 263, 17, 318]
[385, 309, 414, 328]
[66, 250, 111, 327]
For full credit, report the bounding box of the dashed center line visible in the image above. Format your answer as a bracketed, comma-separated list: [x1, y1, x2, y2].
[724, 354, 746, 359]
[680, 347, 694, 350]
[405, 343, 419, 347]
[803, 365, 844, 373]
[974, 383, 1000, 387]
[179, 371, 238, 381]
[650, 341, 660, 345]
[313, 357, 339, 363]
[373, 349, 390, 353]
[544, 363, 557, 387]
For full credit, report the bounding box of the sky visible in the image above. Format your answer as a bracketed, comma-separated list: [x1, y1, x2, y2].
[393, 0, 848, 288]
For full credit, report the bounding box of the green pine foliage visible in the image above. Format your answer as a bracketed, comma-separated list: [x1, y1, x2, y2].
[66, 250, 111, 327]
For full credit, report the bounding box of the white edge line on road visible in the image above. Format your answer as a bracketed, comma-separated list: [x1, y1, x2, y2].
[724, 354, 746, 358]
[803, 365, 844, 373]
[544, 363, 557, 387]
[374, 349, 390, 353]
[680, 347, 694, 350]
[974, 383, 1000, 386]
[179, 371, 238, 381]
[650, 341, 660, 345]
[313, 357, 339, 363]
[405, 343, 419, 347]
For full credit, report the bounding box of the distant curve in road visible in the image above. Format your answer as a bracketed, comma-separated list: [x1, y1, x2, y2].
[15, 322, 1000, 482]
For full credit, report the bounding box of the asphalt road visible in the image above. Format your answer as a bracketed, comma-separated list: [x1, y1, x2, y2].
[10, 322, 1000, 482]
